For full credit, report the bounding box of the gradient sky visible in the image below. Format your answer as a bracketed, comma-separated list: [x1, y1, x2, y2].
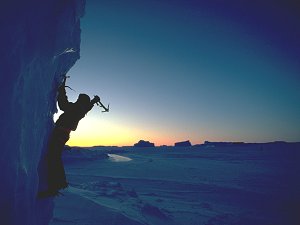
[55, 0, 300, 146]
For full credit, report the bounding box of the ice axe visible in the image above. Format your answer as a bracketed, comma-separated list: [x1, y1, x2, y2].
[95, 97, 110, 112]
[61, 74, 75, 91]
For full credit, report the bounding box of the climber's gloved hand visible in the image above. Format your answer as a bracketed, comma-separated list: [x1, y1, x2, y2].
[91, 95, 100, 104]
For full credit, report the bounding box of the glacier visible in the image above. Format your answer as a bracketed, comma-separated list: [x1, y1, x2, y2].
[0, 0, 86, 224]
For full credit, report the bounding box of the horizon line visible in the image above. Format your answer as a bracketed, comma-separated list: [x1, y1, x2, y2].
[67, 140, 300, 148]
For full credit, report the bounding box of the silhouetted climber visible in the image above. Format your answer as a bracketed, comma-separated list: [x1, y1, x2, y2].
[38, 75, 100, 198]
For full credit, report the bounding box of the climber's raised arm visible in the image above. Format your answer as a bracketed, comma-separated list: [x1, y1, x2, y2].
[57, 77, 71, 111]
[84, 95, 100, 112]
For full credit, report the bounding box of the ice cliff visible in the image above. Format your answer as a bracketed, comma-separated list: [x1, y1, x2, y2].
[0, 0, 85, 224]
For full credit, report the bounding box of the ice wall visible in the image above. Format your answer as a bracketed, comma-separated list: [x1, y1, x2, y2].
[0, 0, 85, 224]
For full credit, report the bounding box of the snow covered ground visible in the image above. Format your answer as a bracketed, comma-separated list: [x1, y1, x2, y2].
[50, 144, 300, 225]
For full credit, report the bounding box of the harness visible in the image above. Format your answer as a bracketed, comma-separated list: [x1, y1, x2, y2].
[54, 126, 71, 143]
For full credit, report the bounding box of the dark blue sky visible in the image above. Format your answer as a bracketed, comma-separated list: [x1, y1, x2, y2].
[62, 0, 300, 146]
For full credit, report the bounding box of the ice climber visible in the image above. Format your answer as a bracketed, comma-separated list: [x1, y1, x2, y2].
[38, 76, 100, 198]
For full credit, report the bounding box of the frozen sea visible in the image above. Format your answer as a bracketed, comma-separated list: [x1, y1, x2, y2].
[50, 144, 300, 225]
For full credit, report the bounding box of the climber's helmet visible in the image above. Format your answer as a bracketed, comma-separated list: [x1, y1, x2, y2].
[76, 94, 90, 108]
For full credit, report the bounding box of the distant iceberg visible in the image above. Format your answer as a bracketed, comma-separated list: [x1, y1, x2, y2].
[174, 140, 192, 147]
[134, 140, 155, 147]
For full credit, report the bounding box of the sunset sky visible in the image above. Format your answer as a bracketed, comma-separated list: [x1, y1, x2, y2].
[56, 0, 300, 147]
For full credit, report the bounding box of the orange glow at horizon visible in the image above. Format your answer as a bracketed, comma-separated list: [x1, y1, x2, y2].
[64, 116, 176, 147]
[63, 116, 204, 147]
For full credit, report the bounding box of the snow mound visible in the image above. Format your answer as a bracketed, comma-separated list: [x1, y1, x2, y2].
[108, 153, 132, 162]
[141, 203, 170, 220]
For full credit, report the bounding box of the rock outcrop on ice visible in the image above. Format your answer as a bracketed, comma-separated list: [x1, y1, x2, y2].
[0, 1, 85, 224]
